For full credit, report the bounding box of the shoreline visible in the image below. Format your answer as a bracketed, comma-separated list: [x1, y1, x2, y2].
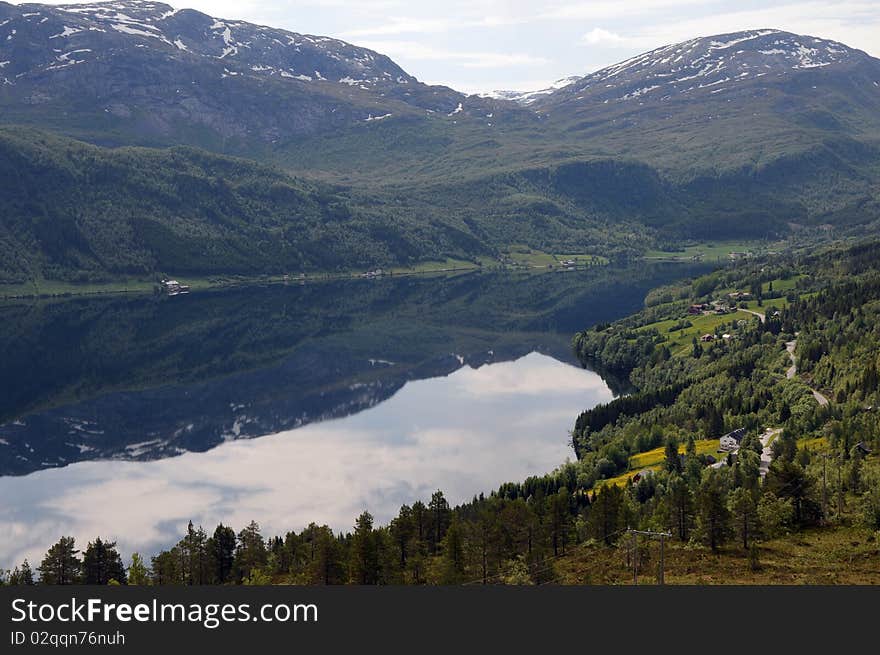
[0, 260, 610, 302]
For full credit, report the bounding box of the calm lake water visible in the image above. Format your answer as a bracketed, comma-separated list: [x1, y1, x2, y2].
[0, 264, 709, 567]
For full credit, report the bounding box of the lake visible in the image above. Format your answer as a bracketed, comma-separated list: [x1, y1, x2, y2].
[0, 264, 709, 568]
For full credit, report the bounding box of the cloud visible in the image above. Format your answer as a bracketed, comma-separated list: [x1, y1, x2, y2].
[541, 0, 714, 21]
[354, 40, 550, 69]
[575, 1, 880, 61]
[341, 18, 453, 38]
[581, 27, 629, 46]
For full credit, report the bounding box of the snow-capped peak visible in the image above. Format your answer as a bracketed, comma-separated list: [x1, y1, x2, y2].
[532, 29, 872, 108]
[0, 1, 417, 90]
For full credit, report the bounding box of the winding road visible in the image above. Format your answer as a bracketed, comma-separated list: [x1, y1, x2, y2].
[735, 306, 829, 478]
[742, 308, 829, 406]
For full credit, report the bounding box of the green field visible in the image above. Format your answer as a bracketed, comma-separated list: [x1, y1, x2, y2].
[644, 241, 768, 262]
[597, 439, 723, 488]
[637, 309, 757, 356]
[501, 245, 609, 268]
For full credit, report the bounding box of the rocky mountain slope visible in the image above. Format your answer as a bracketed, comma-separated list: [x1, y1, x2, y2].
[0, 1, 504, 147]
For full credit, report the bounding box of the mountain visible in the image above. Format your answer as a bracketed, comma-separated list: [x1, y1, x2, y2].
[277, 28, 880, 235]
[0, 0, 509, 149]
[2, 5, 880, 284]
[534, 30, 875, 108]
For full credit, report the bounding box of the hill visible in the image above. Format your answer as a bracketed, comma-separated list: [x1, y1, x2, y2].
[0, 128, 499, 283]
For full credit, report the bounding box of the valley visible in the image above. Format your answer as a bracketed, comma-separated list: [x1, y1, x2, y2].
[2, 1, 880, 589]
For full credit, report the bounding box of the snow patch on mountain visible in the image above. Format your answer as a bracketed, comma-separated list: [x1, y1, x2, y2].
[481, 76, 580, 105]
[534, 29, 872, 108]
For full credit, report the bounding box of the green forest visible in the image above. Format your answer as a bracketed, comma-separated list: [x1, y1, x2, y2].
[4, 239, 880, 585]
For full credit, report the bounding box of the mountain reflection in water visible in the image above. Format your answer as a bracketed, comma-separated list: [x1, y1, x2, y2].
[0, 264, 712, 567]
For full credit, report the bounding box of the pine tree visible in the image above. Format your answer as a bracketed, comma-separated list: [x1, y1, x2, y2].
[668, 474, 695, 541]
[588, 484, 623, 545]
[428, 490, 451, 554]
[548, 489, 572, 556]
[728, 487, 758, 550]
[208, 524, 236, 584]
[664, 437, 682, 473]
[82, 538, 127, 585]
[696, 469, 731, 551]
[439, 519, 466, 584]
[9, 560, 35, 585]
[38, 536, 81, 585]
[349, 511, 379, 585]
[234, 521, 268, 583]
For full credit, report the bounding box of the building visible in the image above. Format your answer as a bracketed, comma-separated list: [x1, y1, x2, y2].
[162, 279, 190, 296]
[700, 333, 715, 342]
[855, 442, 872, 456]
[719, 427, 747, 452]
[688, 303, 709, 315]
[632, 469, 654, 485]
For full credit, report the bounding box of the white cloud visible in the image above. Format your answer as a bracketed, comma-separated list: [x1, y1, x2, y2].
[541, 0, 715, 21]
[581, 27, 629, 46]
[355, 40, 550, 69]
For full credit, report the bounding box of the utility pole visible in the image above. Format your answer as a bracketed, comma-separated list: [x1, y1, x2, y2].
[659, 533, 666, 586]
[822, 454, 828, 519]
[631, 530, 638, 585]
[626, 529, 672, 585]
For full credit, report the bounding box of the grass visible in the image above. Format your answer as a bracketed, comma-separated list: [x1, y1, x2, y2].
[799, 436, 830, 453]
[637, 310, 757, 356]
[500, 245, 609, 268]
[643, 240, 766, 262]
[597, 439, 723, 489]
[387, 257, 482, 275]
[555, 522, 880, 585]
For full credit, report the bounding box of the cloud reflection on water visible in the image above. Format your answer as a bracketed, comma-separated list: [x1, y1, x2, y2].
[0, 352, 612, 568]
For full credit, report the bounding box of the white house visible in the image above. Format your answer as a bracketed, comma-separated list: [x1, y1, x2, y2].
[719, 427, 747, 452]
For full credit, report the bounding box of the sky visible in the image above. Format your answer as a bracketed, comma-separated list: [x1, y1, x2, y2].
[29, 1, 880, 94]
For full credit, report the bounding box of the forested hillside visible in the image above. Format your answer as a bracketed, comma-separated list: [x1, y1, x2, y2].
[0, 128, 497, 283]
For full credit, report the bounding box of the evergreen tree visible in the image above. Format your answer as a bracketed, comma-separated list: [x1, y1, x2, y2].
[9, 560, 35, 585]
[234, 521, 268, 583]
[150, 549, 180, 585]
[38, 536, 81, 585]
[428, 491, 451, 554]
[82, 538, 127, 585]
[548, 488, 572, 556]
[728, 487, 758, 550]
[668, 474, 695, 541]
[692, 337, 703, 359]
[588, 484, 623, 545]
[439, 519, 467, 584]
[664, 437, 682, 474]
[389, 505, 414, 571]
[208, 524, 236, 584]
[765, 460, 822, 526]
[305, 525, 346, 585]
[349, 511, 379, 585]
[695, 469, 731, 551]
